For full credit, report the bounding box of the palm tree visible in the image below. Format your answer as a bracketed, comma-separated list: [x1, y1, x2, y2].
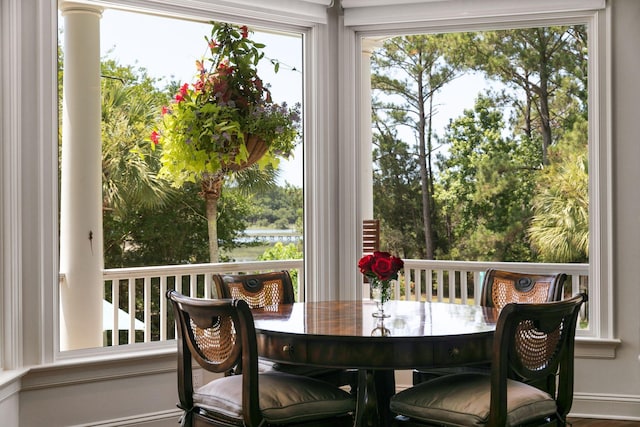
[101, 61, 174, 217]
[528, 120, 589, 262]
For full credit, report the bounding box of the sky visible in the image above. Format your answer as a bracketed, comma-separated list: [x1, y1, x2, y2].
[68, 9, 489, 187]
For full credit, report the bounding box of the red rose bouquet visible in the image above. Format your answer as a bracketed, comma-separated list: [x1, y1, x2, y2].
[359, 251, 404, 317]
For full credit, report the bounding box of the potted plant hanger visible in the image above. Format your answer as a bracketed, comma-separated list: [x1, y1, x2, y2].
[150, 21, 301, 262]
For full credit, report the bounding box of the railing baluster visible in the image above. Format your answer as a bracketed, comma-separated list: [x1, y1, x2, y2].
[160, 275, 167, 341]
[190, 273, 197, 297]
[144, 276, 151, 343]
[572, 274, 581, 296]
[393, 278, 400, 301]
[204, 274, 212, 299]
[473, 271, 482, 306]
[112, 280, 119, 346]
[448, 270, 456, 302]
[460, 271, 468, 304]
[425, 269, 432, 302]
[436, 270, 444, 302]
[128, 277, 136, 345]
[297, 265, 305, 302]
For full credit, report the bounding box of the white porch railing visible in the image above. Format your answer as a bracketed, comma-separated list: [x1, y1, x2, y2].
[96, 259, 588, 347]
[398, 260, 588, 304]
[100, 260, 305, 346]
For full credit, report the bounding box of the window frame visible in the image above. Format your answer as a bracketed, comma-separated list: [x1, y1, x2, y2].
[340, 5, 615, 355]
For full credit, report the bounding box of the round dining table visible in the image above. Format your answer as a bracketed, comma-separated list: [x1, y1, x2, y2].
[252, 300, 499, 427]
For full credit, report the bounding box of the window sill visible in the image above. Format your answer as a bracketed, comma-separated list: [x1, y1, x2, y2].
[21, 342, 176, 391]
[0, 369, 29, 402]
[575, 337, 621, 359]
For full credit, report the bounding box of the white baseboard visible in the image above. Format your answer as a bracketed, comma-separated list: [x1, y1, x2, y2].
[71, 409, 182, 427]
[570, 392, 640, 421]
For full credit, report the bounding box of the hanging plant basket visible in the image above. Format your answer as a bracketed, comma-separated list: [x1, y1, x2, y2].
[150, 21, 301, 190]
[224, 134, 269, 171]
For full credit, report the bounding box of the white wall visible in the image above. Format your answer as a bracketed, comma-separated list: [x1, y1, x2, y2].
[570, 0, 640, 418]
[19, 354, 180, 427]
[0, 374, 22, 427]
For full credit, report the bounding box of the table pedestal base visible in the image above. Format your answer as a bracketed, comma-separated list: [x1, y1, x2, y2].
[355, 369, 395, 427]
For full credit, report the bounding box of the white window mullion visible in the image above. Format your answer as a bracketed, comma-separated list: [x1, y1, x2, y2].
[1, 0, 24, 371]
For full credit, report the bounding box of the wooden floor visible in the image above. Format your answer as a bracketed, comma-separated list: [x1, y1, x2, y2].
[568, 418, 640, 426]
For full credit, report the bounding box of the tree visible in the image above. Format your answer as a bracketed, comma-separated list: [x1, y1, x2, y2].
[528, 119, 589, 262]
[100, 59, 173, 217]
[245, 184, 302, 230]
[371, 33, 461, 259]
[436, 94, 537, 261]
[371, 110, 422, 258]
[464, 26, 588, 165]
[370, 25, 590, 263]
[105, 182, 256, 267]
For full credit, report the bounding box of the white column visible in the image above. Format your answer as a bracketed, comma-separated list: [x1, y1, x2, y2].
[359, 38, 379, 297]
[360, 37, 386, 215]
[360, 38, 377, 220]
[59, 1, 104, 350]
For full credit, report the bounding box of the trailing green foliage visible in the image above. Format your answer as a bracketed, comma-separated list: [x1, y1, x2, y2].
[150, 22, 300, 187]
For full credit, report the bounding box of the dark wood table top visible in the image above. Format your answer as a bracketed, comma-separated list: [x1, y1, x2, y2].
[253, 300, 499, 369]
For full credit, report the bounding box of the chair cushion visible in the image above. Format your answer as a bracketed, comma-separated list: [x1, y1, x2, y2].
[390, 373, 557, 427]
[194, 371, 355, 424]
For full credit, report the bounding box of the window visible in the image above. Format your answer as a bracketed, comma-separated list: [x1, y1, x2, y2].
[344, 2, 613, 353]
[56, 1, 310, 353]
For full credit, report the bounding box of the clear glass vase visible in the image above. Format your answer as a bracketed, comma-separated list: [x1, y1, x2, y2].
[371, 318, 391, 336]
[371, 280, 391, 318]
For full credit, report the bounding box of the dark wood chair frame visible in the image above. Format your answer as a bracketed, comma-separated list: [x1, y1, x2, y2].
[394, 293, 587, 427]
[168, 291, 262, 426]
[167, 290, 354, 427]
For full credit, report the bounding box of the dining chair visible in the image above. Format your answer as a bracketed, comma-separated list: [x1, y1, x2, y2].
[481, 268, 567, 309]
[166, 290, 355, 427]
[212, 270, 296, 307]
[413, 269, 568, 385]
[391, 293, 587, 427]
[212, 271, 358, 391]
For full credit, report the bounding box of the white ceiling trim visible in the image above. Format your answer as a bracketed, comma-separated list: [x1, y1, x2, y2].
[63, 0, 333, 25]
[342, 0, 446, 6]
[342, 0, 606, 26]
